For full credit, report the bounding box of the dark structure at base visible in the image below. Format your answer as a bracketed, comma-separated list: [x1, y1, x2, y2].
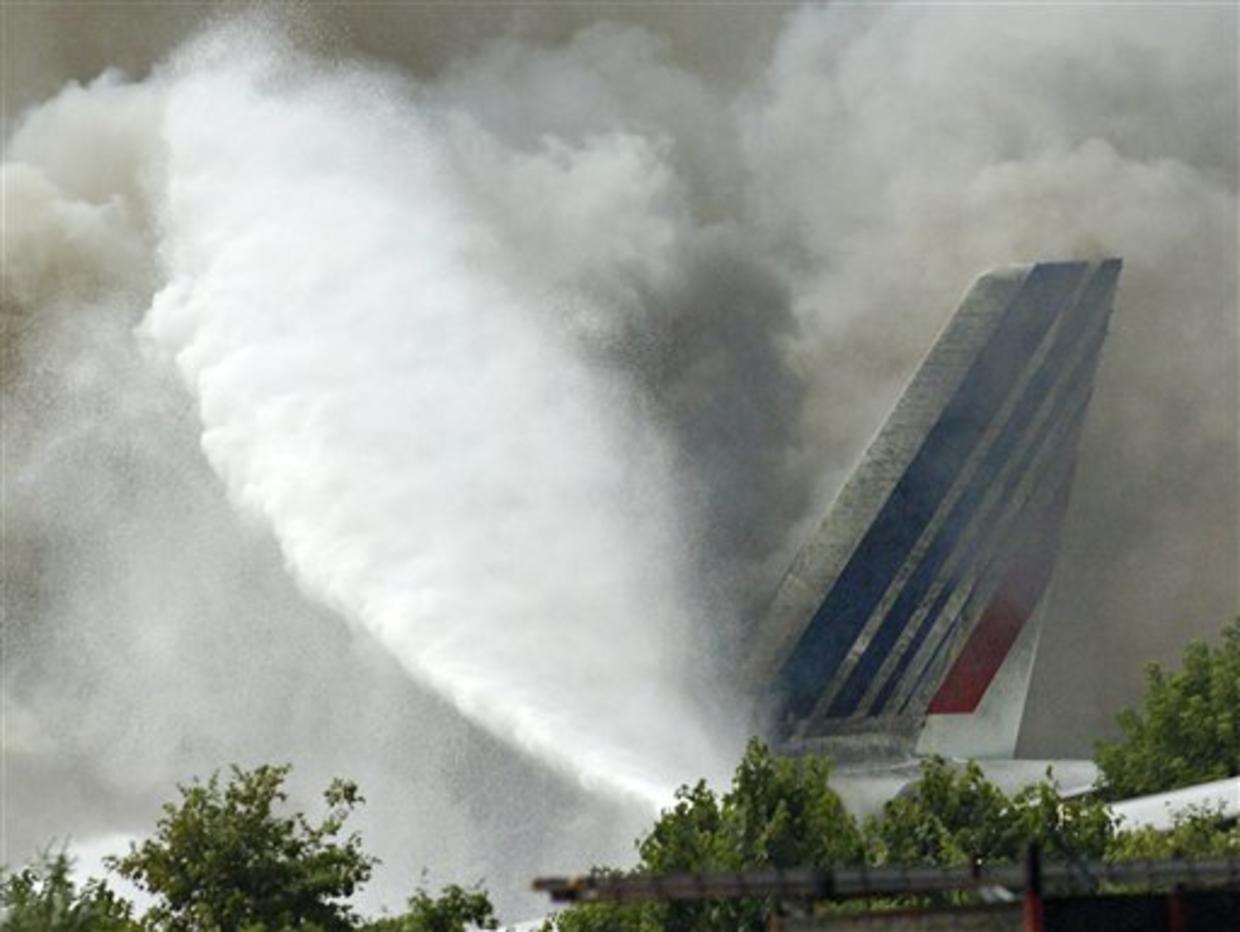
[783, 891, 1240, 931]
[536, 851, 1240, 932]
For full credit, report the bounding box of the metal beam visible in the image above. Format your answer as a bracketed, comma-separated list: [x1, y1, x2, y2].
[533, 857, 1240, 904]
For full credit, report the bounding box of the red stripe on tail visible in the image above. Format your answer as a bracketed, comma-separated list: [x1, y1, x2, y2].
[928, 479, 1073, 714]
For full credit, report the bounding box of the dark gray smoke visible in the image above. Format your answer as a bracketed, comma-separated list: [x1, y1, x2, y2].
[3, 2, 1235, 920]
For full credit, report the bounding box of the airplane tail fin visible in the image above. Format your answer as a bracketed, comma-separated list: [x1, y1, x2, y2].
[749, 259, 1121, 760]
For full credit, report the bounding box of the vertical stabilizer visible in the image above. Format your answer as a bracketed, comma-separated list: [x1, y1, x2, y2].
[749, 260, 1121, 760]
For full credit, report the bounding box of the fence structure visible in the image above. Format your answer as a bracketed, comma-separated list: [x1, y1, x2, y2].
[533, 848, 1240, 931]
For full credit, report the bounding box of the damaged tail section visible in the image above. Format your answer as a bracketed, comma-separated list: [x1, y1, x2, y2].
[749, 259, 1122, 762]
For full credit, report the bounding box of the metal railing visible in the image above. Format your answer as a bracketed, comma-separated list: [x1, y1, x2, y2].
[533, 855, 1240, 904]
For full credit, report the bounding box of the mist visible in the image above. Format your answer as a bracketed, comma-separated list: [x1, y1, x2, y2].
[3, 2, 1235, 918]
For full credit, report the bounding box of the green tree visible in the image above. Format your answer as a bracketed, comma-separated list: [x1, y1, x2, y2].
[1007, 777, 1113, 863]
[1107, 810, 1240, 861]
[1095, 618, 1240, 799]
[548, 751, 1135, 930]
[362, 882, 496, 931]
[362, 883, 498, 932]
[108, 764, 374, 931]
[0, 850, 138, 932]
[553, 740, 864, 932]
[865, 758, 1016, 867]
[864, 757, 1112, 868]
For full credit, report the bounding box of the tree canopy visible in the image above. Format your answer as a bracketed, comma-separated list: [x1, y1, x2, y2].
[0, 851, 138, 932]
[107, 764, 373, 931]
[864, 757, 1112, 868]
[7, 619, 1238, 931]
[1095, 617, 1240, 799]
[549, 743, 1125, 932]
[553, 740, 864, 932]
[1105, 812, 1240, 862]
[71, 764, 491, 932]
[363, 884, 498, 932]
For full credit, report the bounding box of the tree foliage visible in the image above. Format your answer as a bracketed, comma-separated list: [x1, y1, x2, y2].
[1106, 811, 1240, 861]
[361, 884, 497, 932]
[0, 851, 138, 932]
[550, 740, 1235, 930]
[864, 758, 1113, 867]
[640, 740, 865, 873]
[107, 764, 374, 931]
[1095, 618, 1240, 799]
[11, 619, 1240, 931]
[553, 740, 864, 932]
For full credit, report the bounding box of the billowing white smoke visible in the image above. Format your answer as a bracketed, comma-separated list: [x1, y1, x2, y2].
[4, 1, 1236, 914]
[140, 26, 734, 804]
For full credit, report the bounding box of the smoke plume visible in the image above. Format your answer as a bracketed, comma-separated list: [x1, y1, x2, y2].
[3, 2, 1235, 917]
